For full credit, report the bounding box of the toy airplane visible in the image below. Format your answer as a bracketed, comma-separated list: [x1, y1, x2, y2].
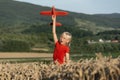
[40, 6, 68, 26]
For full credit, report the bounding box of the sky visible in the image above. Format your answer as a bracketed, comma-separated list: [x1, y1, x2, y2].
[16, 0, 120, 14]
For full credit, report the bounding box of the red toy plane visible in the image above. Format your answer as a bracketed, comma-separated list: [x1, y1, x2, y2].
[40, 6, 68, 26]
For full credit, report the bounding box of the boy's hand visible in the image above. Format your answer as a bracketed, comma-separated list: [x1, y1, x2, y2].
[52, 15, 56, 21]
[65, 60, 71, 66]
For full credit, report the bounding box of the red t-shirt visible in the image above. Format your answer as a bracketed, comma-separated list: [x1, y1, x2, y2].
[53, 41, 69, 64]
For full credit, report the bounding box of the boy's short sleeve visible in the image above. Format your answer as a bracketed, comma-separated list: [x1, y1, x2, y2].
[55, 41, 59, 46]
[66, 47, 70, 53]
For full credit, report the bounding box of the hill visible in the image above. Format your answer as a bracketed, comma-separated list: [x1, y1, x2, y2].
[0, 0, 120, 54]
[94, 13, 120, 18]
[0, 0, 120, 34]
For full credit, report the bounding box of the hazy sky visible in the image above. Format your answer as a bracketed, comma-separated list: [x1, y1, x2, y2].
[16, 0, 120, 14]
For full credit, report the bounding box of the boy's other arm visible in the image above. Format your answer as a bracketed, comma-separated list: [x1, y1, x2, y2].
[65, 53, 70, 63]
[52, 15, 58, 43]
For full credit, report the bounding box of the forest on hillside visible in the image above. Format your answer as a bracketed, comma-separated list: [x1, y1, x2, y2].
[0, 0, 120, 57]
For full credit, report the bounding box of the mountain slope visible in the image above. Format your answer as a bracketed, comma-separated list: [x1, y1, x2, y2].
[0, 0, 120, 34]
[0, 0, 120, 53]
[94, 13, 120, 18]
[0, 0, 45, 26]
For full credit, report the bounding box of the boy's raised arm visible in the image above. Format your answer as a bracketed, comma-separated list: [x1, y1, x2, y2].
[52, 15, 58, 44]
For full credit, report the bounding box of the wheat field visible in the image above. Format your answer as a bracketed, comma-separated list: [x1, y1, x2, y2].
[0, 53, 119, 80]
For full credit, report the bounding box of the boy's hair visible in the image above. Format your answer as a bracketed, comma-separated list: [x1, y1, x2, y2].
[61, 32, 72, 46]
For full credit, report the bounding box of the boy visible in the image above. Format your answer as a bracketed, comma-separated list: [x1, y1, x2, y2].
[52, 15, 72, 64]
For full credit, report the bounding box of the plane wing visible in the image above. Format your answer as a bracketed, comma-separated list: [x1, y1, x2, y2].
[40, 11, 52, 16]
[55, 11, 68, 16]
[40, 11, 68, 16]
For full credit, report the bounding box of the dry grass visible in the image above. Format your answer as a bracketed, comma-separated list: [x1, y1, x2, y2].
[0, 52, 52, 58]
[0, 53, 119, 80]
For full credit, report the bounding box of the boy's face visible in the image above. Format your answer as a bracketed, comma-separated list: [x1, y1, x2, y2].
[60, 34, 69, 45]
